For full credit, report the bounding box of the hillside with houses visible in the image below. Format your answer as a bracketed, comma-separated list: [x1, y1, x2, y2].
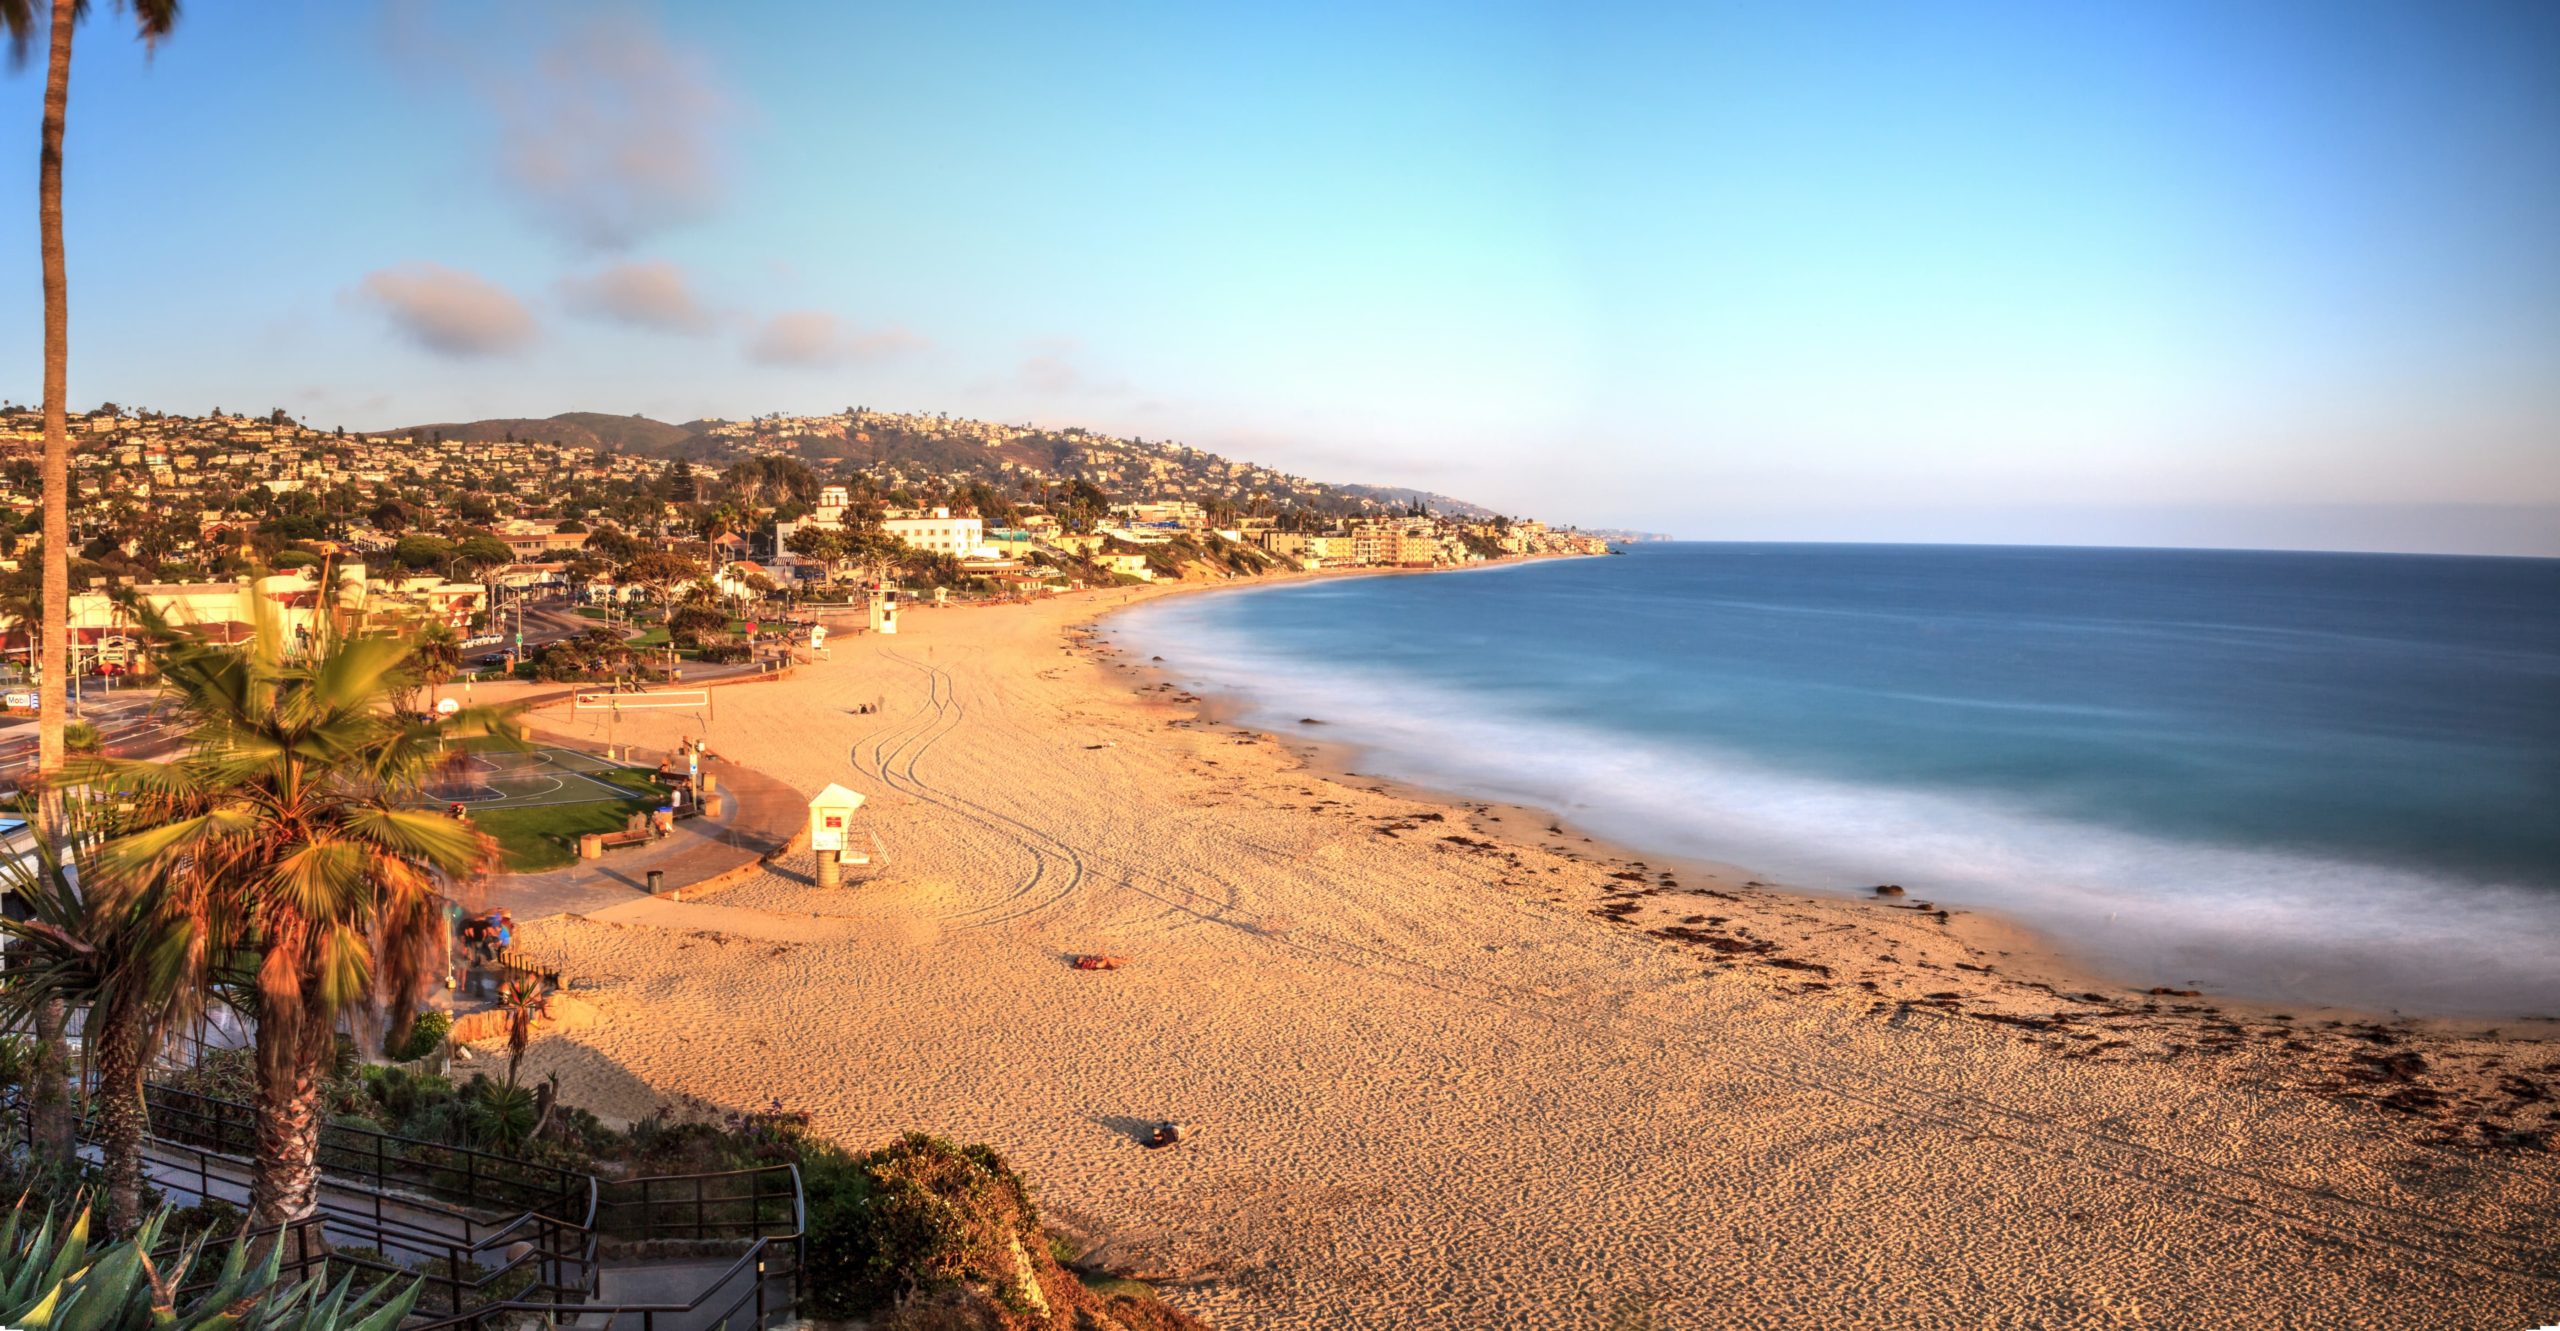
[0, 403, 1609, 684]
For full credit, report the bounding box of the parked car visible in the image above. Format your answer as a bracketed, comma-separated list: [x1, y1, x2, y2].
[477, 651, 509, 667]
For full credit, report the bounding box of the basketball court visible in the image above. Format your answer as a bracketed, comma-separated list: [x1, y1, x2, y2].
[424, 745, 662, 809]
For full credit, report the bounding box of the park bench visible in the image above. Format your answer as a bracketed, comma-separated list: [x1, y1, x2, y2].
[581, 827, 653, 858]
[575, 798, 720, 859]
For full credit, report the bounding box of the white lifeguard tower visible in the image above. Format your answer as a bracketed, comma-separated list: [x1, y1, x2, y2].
[868, 582, 899, 636]
[808, 782, 869, 887]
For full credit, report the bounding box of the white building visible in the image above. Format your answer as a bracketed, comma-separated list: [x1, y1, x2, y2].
[774, 503, 996, 562]
[881, 506, 986, 556]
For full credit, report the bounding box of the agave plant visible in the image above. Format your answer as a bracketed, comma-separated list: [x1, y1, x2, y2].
[0, 1199, 419, 1331]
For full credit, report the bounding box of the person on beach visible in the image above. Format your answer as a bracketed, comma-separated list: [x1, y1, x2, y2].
[472, 913, 497, 958]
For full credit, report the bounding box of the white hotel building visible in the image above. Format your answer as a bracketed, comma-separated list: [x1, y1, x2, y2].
[776, 492, 995, 563]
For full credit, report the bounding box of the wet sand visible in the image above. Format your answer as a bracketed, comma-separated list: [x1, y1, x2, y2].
[493, 579, 2560, 1330]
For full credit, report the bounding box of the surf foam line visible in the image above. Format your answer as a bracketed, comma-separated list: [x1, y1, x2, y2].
[1119, 603, 2560, 1018]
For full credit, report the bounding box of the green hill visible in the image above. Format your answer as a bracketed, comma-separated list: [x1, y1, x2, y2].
[383, 412, 704, 457]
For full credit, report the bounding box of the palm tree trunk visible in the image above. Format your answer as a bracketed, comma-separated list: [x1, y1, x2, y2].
[89, 992, 149, 1240]
[36, 0, 74, 791]
[377, 897, 435, 1060]
[28, 0, 80, 1174]
[249, 984, 334, 1235]
[26, 997, 75, 1165]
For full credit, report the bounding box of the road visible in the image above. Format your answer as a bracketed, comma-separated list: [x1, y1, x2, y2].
[0, 689, 190, 788]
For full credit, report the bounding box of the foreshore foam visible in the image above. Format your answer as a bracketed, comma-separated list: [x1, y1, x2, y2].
[1113, 583, 2560, 1019]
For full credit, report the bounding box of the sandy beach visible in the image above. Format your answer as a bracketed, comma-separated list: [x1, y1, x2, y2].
[494, 577, 2560, 1330]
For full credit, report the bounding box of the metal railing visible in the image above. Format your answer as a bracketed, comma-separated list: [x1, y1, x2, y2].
[598, 1164, 803, 1242]
[146, 1083, 592, 1222]
[409, 1234, 800, 1331]
[10, 1070, 807, 1330]
[135, 1133, 602, 1323]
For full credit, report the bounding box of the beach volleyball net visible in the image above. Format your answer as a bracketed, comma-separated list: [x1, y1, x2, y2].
[571, 687, 712, 715]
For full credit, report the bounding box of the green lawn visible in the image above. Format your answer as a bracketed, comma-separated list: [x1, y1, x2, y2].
[466, 766, 667, 871]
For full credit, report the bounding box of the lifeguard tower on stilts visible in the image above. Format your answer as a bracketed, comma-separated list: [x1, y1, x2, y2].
[808, 783, 878, 887]
[868, 581, 899, 636]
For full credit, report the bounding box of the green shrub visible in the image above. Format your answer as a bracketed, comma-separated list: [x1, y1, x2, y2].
[389, 1010, 452, 1063]
[801, 1133, 1039, 1319]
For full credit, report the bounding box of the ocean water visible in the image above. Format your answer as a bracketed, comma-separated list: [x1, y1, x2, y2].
[1114, 544, 2560, 1017]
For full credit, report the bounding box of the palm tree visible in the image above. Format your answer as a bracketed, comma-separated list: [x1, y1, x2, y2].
[0, 583, 37, 683]
[410, 620, 462, 712]
[1, 0, 180, 807]
[76, 601, 503, 1236]
[4, 0, 181, 1178]
[0, 802, 207, 1239]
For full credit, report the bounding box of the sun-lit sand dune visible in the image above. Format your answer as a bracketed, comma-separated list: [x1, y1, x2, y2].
[499, 588, 2559, 1331]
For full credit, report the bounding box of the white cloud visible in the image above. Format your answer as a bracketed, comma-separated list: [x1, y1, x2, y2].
[469, 11, 737, 250]
[748, 311, 926, 367]
[355, 263, 537, 357]
[557, 259, 715, 334]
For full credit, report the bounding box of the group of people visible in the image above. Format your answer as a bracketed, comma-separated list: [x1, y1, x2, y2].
[459, 908, 514, 965]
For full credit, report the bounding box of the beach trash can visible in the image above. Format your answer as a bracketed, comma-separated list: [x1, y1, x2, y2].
[579, 833, 604, 860]
[647, 869, 665, 894]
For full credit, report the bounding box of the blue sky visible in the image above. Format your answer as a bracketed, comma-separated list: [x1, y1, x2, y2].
[3, 0, 2555, 553]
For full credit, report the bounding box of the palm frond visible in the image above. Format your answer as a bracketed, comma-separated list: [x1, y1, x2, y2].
[306, 633, 411, 714]
[263, 841, 374, 922]
[337, 805, 492, 876]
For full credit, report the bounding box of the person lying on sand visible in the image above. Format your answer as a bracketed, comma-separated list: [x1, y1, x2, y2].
[1144, 1121, 1187, 1150]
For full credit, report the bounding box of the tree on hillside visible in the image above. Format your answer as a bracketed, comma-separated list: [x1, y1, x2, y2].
[393, 532, 453, 570]
[721, 455, 819, 509]
[447, 533, 513, 581]
[785, 523, 842, 574]
[583, 523, 638, 561]
[696, 501, 746, 547]
[838, 522, 905, 587]
[620, 550, 705, 652]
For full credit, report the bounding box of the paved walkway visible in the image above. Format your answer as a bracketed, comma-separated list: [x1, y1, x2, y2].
[479, 736, 808, 923]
